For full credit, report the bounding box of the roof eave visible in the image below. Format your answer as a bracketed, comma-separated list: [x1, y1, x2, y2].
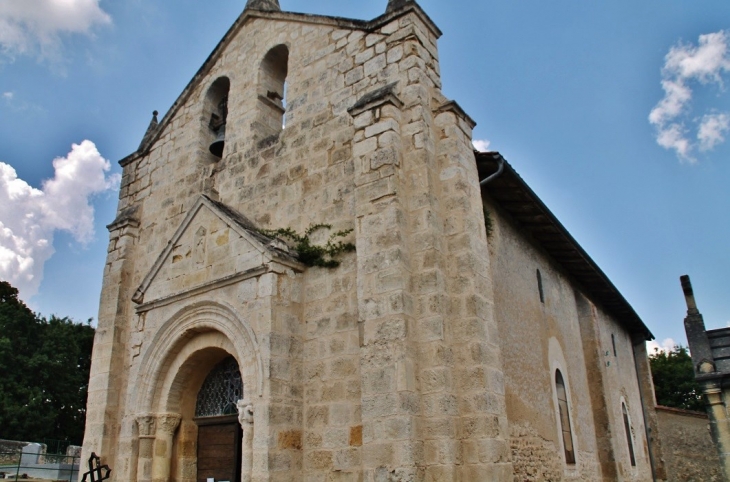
[476, 151, 654, 341]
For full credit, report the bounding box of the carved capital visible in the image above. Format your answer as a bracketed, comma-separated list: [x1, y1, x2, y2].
[237, 399, 254, 426]
[156, 413, 182, 436]
[136, 414, 157, 438]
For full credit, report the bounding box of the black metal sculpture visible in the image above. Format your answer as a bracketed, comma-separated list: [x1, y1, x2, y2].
[81, 453, 111, 482]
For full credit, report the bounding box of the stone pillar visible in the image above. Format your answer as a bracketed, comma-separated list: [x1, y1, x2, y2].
[681, 276, 714, 371]
[136, 414, 157, 482]
[632, 336, 667, 481]
[237, 400, 255, 482]
[349, 84, 422, 480]
[433, 100, 513, 480]
[574, 293, 618, 480]
[152, 413, 181, 482]
[680, 275, 730, 480]
[82, 213, 140, 477]
[704, 385, 730, 481]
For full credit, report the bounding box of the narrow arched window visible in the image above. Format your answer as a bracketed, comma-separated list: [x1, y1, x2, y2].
[256, 45, 289, 139]
[555, 370, 576, 464]
[622, 403, 636, 466]
[195, 356, 243, 418]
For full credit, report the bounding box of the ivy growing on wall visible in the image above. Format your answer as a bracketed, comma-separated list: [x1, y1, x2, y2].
[483, 207, 494, 238]
[258, 224, 355, 268]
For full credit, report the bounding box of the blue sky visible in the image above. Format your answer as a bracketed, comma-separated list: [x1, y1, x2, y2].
[0, 0, 728, 352]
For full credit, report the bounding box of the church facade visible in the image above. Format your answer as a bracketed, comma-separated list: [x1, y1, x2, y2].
[82, 1, 665, 480]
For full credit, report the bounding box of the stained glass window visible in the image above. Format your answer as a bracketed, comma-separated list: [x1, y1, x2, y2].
[195, 356, 243, 418]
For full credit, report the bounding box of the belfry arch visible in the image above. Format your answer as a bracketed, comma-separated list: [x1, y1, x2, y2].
[131, 302, 262, 482]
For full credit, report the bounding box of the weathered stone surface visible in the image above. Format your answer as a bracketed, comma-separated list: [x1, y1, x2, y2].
[656, 406, 723, 482]
[82, 1, 664, 481]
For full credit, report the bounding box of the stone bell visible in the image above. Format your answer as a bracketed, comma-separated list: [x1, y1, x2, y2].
[209, 123, 226, 157]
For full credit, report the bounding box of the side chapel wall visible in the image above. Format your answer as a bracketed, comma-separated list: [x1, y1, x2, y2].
[484, 195, 654, 481]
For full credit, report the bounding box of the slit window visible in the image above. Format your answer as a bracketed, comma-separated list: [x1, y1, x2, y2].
[537, 269, 544, 304]
[622, 403, 636, 467]
[556, 370, 576, 464]
[611, 334, 617, 357]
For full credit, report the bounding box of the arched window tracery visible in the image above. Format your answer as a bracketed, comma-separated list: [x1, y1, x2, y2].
[195, 356, 243, 418]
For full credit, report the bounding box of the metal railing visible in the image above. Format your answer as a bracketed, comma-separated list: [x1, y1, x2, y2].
[0, 452, 80, 482]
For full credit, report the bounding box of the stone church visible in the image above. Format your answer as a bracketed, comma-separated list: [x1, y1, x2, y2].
[82, 0, 667, 480]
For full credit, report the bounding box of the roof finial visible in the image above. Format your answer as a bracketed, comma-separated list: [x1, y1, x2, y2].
[138, 110, 159, 152]
[386, 0, 416, 13]
[245, 0, 280, 12]
[680, 275, 699, 314]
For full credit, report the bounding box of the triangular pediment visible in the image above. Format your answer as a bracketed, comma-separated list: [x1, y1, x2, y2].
[132, 195, 298, 305]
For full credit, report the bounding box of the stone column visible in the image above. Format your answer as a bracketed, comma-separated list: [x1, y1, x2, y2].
[349, 83, 422, 481]
[704, 385, 730, 481]
[82, 213, 140, 478]
[632, 335, 667, 481]
[237, 400, 255, 482]
[152, 413, 181, 482]
[136, 414, 157, 482]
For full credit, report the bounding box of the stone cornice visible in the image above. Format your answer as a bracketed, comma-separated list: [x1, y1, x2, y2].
[348, 82, 403, 118]
[135, 266, 266, 314]
[436, 100, 477, 130]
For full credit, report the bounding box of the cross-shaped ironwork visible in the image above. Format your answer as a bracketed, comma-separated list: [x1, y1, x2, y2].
[81, 453, 111, 482]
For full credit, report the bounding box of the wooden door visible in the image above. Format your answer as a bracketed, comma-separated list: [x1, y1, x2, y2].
[196, 417, 242, 482]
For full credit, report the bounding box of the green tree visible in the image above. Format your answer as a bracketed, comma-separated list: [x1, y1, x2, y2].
[649, 345, 705, 412]
[0, 281, 95, 445]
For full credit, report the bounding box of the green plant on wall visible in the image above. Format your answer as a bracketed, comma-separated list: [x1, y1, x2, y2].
[258, 224, 355, 268]
[483, 207, 493, 238]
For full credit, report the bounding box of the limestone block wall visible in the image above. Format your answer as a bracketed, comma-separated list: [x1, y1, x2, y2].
[85, 4, 512, 481]
[656, 406, 723, 482]
[484, 196, 654, 481]
[591, 306, 654, 480]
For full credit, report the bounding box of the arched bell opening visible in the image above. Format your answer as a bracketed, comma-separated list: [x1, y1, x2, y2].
[255, 45, 289, 140]
[202, 77, 230, 160]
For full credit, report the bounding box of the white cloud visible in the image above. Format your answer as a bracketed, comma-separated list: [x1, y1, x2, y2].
[472, 139, 491, 152]
[647, 338, 678, 354]
[656, 123, 694, 163]
[698, 113, 730, 151]
[649, 30, 730, 162]
[0, 0, 111, 60]
[2, 92, 13, 100]
[0, 140, 120, 300]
